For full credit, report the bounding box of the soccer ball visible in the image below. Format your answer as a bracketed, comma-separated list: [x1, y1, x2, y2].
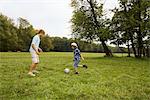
[64, 68, 70, 74]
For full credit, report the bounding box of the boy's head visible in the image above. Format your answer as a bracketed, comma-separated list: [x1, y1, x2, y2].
[71, 42, 78, 49]
[37, 29, 45, 37]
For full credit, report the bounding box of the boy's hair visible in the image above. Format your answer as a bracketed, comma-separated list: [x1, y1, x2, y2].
[38, 29, 45, 34]
[71, 42, 78, 47]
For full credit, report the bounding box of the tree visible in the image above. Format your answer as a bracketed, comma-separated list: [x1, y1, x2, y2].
[17, 17, 35, 51]
[41, 35, 53, 52]
[111, 7, 137, 57]
[71, 0, 113, 56]
[0, 14, 18, 51]
[51, 37, 72, 52]
[111, 0, 150, 58]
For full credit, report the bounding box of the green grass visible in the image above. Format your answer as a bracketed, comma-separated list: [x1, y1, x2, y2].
[0, 52, 150, 100]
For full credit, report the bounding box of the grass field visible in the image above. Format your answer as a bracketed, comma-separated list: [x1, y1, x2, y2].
[0, 52, 150, 100]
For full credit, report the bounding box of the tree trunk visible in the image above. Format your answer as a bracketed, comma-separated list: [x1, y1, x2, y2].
[101, 40, 113, 57]
[137, 31, 143, 58]
[88, 0, 112, 56]
[122, 3, 138, 58]
[143, 47, 146, 57]
[129, 33, 137, 57]
[146, 46, 150, 58]
[137, 0, 143, 58]
[127, 40, 131, 57]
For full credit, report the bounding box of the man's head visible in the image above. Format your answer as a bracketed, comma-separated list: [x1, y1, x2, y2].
[35, 29, 39, 34]
[71, 42, 78, 49]
[37, 29, 45, 37]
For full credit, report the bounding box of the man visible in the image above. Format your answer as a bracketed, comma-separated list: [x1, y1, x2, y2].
[28, 29, 45, 76]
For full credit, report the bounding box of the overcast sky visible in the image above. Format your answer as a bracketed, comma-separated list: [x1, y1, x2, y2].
[0, 0, 119, 37]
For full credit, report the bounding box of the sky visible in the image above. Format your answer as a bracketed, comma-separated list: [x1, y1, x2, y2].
[0, 0, 119, 38]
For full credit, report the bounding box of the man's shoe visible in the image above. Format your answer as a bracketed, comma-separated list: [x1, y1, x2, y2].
[32, 70, 39, 74]
[28, 72, 36, 77]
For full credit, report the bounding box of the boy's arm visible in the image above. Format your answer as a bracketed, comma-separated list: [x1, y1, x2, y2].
[32, 44, 40, 55]
[80, 53, 84, 60]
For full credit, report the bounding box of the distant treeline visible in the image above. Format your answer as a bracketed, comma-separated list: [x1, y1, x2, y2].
[49, 37, 129, 53]
[0, 13, 128, 53]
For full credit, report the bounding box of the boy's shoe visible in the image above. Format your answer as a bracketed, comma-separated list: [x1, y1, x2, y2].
[28, 72, 36, 77]
[75, 72, 79, 74]
[32, 70, 39, 74]
[83, 65, 88, 69]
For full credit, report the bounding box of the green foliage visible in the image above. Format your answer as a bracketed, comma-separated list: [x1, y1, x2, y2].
[0, 52, 150, 99]
[71, 0, 113, 56]
[50, 37, 104, 52]
[111, 0, 150, 57]
[71, 0, 111, 42]
[72, 10, 96, 41]
[51, 37, 72, 52]
[0, 14, 54, 52]
[0, 14, 18, 51]
[0, 13, 106, 53]
[41, 35, 53, 52]
[0, 14, 36, 52]
[17, 18, 35, 51]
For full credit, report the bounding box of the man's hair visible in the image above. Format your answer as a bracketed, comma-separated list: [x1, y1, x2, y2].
[38, 29, 45, 34]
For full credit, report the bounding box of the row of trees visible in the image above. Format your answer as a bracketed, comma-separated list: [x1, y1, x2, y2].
[1, 0, 149, 58]
[50, 37, 105, 52]
[0, 14, 121, 53]
[71, 0, 150, 58]
[111, 0, 150, 58]
[0, 14, 36, 52]
[41, 36, 127, 53]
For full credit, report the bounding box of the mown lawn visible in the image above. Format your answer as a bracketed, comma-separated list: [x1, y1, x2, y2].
[0, 52, 150, 100]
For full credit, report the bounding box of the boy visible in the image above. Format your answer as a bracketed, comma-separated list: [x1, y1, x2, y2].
[28, 29, 45, 76]
[71, 42, 87, 74]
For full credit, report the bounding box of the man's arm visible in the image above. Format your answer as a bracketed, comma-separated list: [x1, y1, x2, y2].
[38, 47, 43, 52]
[32, 44, 40, 55]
